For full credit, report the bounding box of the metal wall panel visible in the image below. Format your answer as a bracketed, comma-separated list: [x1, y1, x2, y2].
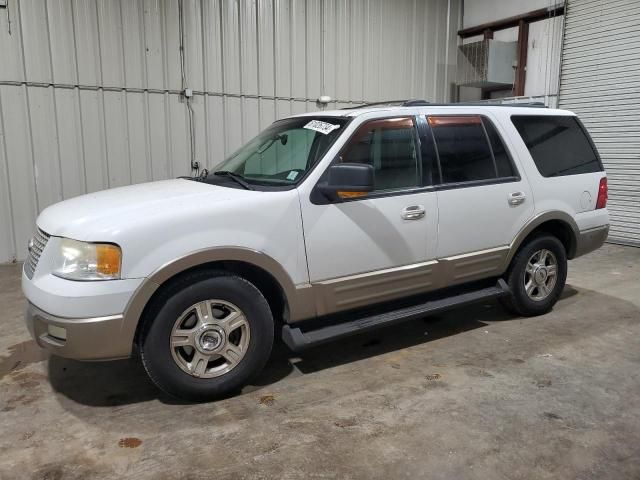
[0, 85, 38, 261]
[0, 89, 18, 262]
[559, 0, 640, 246]
[0, 0, 460, 262]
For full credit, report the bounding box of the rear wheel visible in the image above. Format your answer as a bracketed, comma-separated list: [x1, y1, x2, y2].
[140, 271, 274, 401]
[501, 235, 567, 316]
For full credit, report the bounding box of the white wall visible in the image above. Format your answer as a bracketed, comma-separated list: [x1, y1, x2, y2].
[525, 15, 563, 97]
[0, 0, 461, 263]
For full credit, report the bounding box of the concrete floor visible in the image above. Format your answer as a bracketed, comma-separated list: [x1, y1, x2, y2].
[1, 244, 639, 480]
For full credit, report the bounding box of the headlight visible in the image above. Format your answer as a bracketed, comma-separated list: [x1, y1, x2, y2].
[52, 238, 122, 281]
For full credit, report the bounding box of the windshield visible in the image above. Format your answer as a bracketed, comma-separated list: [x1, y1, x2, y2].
[208, 116, 348, 187]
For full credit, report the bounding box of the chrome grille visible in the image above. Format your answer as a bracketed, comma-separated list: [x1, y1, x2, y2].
[24, 229, 50, 279]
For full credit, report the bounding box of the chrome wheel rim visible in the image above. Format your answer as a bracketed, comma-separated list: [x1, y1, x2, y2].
[170, 300, 250, 378]
[524, 249, 558, 301]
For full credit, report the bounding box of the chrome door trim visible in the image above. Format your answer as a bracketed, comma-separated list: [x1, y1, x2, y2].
[401, 205, 426, 220]
[508, 191, 527, 206]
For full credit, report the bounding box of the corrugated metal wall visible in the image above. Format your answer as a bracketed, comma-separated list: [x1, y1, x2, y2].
[558, 0, 640, 246]
[0, 0, 461, 263]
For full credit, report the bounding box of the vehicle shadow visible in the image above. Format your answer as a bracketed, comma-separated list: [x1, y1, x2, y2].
[284, 285, 579, 374]
[49, 288, 581, 407]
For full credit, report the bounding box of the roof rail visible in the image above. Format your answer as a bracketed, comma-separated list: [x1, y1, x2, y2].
[342, 100, 548, 110]
[458, 101, 548, 108]
[414, 101, 548, 108]
[342, 99, 427, 109]
[402, 100, 430, 106]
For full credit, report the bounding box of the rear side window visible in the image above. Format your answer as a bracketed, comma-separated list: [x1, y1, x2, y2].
[428, 116, 516, 184]
[511, 115, 603, 177]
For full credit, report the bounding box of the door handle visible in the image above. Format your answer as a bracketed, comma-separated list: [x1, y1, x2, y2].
[402, 205, 426, 220]
[508, 192, 526, 206]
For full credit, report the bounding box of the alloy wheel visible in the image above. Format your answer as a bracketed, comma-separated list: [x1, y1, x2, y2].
[170, 299, 250, 378]
[524, 249, 558, 301]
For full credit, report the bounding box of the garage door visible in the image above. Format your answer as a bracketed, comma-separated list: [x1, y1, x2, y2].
[559, 0, 640, 246]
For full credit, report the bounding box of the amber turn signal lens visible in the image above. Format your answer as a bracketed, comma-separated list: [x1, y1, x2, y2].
[96, 244, 121, 276]
[337, 191, 368, 199]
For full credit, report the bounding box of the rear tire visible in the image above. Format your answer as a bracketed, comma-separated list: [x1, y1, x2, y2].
[500, 235, 567, 317]
[139, 270, 274, 401]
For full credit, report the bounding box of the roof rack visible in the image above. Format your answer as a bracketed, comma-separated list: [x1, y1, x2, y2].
[402, 100, 430, 106]
[340, 99, 415, 109]
[343, 99, 547, 109]
[450, 101, 548, 108]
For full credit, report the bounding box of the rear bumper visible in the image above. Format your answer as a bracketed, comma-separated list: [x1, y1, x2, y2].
[25, 302, 131, 360]
[574, 225, 609, 258]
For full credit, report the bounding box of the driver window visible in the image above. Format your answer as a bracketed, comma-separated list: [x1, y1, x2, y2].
[339, 117, 419, 191]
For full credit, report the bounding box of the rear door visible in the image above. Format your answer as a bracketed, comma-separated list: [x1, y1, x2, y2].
[424, 114, 534, 279]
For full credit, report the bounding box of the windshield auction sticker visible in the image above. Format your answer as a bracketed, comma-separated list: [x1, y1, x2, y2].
[304, 120, 341, 135]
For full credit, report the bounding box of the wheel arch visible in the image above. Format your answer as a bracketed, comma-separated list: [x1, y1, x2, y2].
[505, 212, 579, 270]
[121, 248, 315, 353]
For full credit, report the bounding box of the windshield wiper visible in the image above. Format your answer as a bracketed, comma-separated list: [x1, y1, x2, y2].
[213, 170, 254, 190]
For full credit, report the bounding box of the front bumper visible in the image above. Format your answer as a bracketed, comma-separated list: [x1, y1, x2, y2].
[26, 302, 131, 360]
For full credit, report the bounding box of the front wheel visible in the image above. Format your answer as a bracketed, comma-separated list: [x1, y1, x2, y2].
[139, 271, 274, 401]
[500, 235, 568, 317]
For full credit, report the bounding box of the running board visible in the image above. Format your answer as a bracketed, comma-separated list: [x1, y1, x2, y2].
[282, 279, 510, 351]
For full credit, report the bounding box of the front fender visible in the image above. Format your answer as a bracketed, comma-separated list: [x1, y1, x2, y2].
[120, 247, 316, 351]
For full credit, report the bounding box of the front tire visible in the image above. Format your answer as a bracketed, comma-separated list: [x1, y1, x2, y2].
[501, 235, 567, 317]
[139, 271, 274, 401]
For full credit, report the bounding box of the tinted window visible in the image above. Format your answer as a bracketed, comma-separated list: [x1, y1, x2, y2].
[340, 117, 419, 191]
[482, 118, 516, 178]
[511, 115, 602, 177]
[429, 116, 496, 183]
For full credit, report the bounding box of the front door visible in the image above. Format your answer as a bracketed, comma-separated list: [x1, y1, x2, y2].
[300, 117, 438, 315]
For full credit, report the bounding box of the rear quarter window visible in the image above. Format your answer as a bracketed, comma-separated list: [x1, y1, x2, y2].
[511, 115, 603, 177]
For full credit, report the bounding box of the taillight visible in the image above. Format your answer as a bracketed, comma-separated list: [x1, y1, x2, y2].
[596, 177, 608, 209]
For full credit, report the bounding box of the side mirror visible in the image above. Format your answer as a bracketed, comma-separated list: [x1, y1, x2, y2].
[318, 163, 374, 201]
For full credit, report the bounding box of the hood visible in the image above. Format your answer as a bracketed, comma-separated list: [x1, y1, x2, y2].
[37, 179, 258, 241]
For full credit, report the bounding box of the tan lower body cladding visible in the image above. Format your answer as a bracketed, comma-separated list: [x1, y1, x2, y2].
[307, 246, 510, 317]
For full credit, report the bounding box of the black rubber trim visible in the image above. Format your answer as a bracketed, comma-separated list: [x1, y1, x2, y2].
[431, 176, 521, 191]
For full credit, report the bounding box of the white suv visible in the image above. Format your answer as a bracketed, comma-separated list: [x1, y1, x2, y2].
[22, 102, 609, 400]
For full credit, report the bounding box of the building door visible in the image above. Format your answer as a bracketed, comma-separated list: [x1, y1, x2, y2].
[559, 0, 640, 246]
